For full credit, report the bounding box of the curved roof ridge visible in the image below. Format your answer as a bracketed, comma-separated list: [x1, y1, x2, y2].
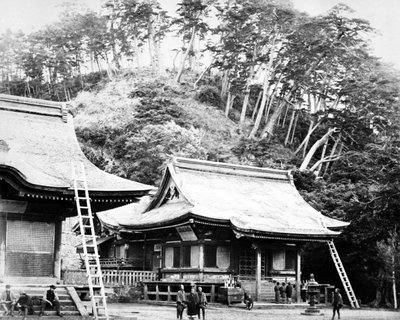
[0, 94, 68, 122]
[172, 156, 290, 182]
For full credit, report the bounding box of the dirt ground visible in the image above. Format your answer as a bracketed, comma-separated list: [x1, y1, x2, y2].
[107, 303, 400, 320]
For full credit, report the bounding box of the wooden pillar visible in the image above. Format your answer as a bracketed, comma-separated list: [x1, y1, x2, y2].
[144, 284, 148, 300]
[156, 285, 159, 301]
[0, 216, 6, 277]
[167, 285, 171, 302]
[296, 249, 301, 303]
[210, 285, 215, 303]
[54, 219, 62, 279]
[255, 246, 261, 301]
[199, 244, 204, 281]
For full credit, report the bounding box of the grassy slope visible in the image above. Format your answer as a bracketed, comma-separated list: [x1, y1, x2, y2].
[70, 71, 242, 185]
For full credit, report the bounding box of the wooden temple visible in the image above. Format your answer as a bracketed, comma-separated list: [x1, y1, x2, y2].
[96, 157, 348, 302]
[0, 94, 152, 283]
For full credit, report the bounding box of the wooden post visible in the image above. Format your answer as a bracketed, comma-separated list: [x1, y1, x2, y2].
[256, 247, 261, 301]
[0, 216, 6, 277]
[199, 244, 204, 282]
[296, 250, 301, 303]
[156, 285, 159, 301]
[54, 220, 62, 279]
[210, 285, 215, 303]
[167, 285, 171, 302]
[144, 284, 148, 300]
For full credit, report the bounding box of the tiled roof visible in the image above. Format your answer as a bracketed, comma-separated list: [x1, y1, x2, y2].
[97, 157, 348, 240]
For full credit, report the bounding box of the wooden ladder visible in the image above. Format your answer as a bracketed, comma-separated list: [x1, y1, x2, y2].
[327, 240, 360, 309]
[72, 163, 109, 320]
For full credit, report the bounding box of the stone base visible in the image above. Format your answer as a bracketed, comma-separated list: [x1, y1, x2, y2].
[301, 307, 324, 316]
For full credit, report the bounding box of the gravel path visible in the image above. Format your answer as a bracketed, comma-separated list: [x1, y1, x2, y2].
[108, 303, 400, 320]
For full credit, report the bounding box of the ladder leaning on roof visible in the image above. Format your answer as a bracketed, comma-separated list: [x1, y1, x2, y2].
[327, 240, 360, 309]
[72, 163, 109, 320]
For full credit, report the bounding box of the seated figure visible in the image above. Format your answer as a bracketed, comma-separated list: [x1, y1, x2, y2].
[0, 284, 16, 316]
[39, 285, 62, 317]
[16, 292, 34, 320]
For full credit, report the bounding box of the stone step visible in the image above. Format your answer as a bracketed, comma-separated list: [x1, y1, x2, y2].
[32, 305, 79, 311]
[0, 317, 84, 320]
[1, 285, 86, 318]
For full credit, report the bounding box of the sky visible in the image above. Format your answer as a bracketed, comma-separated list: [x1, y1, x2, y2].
[0, 0, 399, 68]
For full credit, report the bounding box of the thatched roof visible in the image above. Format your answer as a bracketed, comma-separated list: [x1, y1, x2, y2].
[0, 94, 152, 196]
[97, 157, 348, 240]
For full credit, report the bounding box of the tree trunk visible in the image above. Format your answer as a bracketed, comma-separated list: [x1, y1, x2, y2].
[110, 21, 120, 70]
[281, 103, 289, 128]
[290, 108, 300, 144]
[299, 127, 338, 172]
[323, 134, 341, 175]
[175, 26, 196, 83]
[251, 90, 263, 122]
[294, 120, 321, 155]
[239, 46, 257, 125]
[133, 35, 141, 68]
[194, 60, 213, 88]
[240, 88, 251, 125]
[315, 137, 329, 176]
[248, 32, 278, 138]
[263, 56, 324, 138]
[260, 93, 290, 139]
[225, 92, 236, 118]
[221, 69, 230, 99]
[284, 108, 296, 146]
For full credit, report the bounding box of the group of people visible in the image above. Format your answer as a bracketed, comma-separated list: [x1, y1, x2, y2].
[274, 282, 295, 304]
[273, 282, 344, 319]
[176, 284, 207, 320]
[0, 284, 63, 318]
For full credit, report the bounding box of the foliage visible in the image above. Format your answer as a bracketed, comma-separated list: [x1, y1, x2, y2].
[194, 85, 222, 107]
[121, 122, 207, 184]
[232, 137, 294, 168]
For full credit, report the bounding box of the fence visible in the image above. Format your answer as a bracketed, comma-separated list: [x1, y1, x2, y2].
[143, 282, 221, 303]
[63, 269, 158, 287]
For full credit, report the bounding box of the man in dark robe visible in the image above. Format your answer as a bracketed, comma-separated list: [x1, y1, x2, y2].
[39, 285, 62, 317]
[187, 287, 199, 320]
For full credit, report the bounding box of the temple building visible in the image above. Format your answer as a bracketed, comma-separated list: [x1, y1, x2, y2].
[96, 157, 348, 301]
[0, 94, 152, 283]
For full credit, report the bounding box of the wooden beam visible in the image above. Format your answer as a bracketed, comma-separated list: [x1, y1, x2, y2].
[0, 199, 28, 214]
[66, 286, 89, 317]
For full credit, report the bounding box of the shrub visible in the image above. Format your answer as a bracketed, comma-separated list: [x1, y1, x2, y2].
[194, 85, 221, 107]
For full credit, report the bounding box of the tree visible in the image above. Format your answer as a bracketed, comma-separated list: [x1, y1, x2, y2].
[173, 0, 211, 83]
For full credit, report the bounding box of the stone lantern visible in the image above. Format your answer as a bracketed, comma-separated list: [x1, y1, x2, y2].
[301, 274, 324, 316]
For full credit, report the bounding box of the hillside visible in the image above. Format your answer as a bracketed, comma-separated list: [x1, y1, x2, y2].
[71, 70, 293, 185]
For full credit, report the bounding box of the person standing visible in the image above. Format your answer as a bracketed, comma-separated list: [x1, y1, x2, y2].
[280, 283, 286, 304]
[197, 287, 207, 320]
[0, 284, 16, 316]
[176, 285, 186, 320]
[187, 287, 199, 320]
[285, 282, 293, 304]
[332, 288, 343, 320]
[39, 285, 62, 317]
[274, 282, 280, 303]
